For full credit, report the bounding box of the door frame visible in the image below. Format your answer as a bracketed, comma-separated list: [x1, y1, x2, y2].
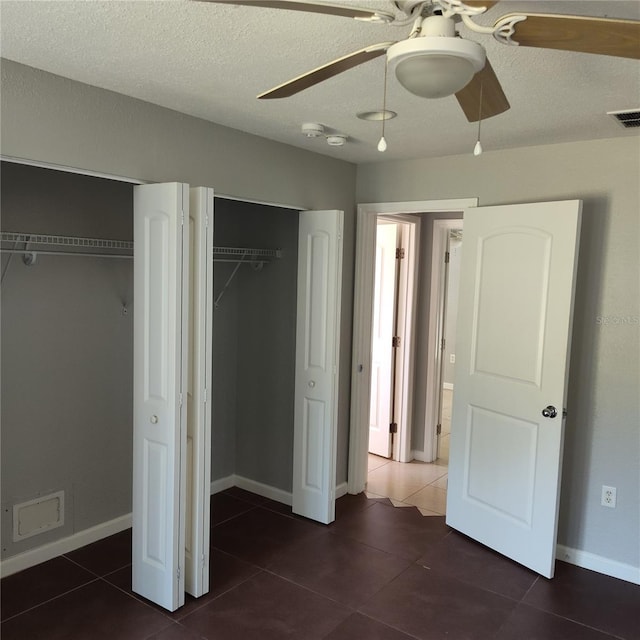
[368, 217, 418, 461]
[423, 219, 464, 463]
[348, 199, 477, 495]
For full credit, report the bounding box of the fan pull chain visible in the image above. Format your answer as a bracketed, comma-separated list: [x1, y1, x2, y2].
[474, 78, 483, 156]
[378, 59, 389, 152]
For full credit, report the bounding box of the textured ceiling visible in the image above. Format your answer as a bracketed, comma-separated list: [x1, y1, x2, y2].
[1, 0, 639, 164]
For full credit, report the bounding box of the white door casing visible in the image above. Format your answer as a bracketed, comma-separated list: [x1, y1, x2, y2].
[184, 187, 213, 597]
[424, 220, 465, 462]
[348, 199, 477, 495]
[132, 183, 189, 611]
[391, 221, 418, 463]
[446, 200, 582, 578]
[292, 210, 343, 524]
[368, 222, 396, 458]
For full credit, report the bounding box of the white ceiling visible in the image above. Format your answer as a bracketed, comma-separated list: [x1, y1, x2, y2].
[1, 0, 639, 164]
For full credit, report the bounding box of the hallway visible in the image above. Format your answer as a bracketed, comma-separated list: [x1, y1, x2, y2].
[366, 389, 452, 515]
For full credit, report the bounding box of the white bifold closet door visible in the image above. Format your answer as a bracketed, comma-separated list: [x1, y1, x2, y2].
[293, 210, 344, 525]
[132, 183, 213, 611]
[185, 187, 214, 597]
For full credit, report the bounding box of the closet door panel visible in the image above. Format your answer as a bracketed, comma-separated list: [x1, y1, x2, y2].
[133, 182, 188, 612]
[293, 210, 343, 524]
[185, 187, 213, 598]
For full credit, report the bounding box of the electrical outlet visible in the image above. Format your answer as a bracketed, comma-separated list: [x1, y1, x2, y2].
[449, 354, 455, 364]
[601, 485, 617, 508]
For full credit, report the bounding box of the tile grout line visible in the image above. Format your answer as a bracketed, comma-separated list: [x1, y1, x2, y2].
[353, 611, 425, 640]
[508, 600, 629, 640]
[0, 577, 101, 623]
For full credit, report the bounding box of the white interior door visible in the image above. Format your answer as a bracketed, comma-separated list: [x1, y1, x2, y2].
[292, 210, 343, 524]
[133, 183, 188, 611]
[184, 187, 213, 598]
[446, 200, 582, 578]
[368, 222, 396, 458]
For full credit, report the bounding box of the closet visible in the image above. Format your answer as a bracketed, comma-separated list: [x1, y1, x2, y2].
[1, 161, 345, 611]
[1, 162, 135, 560]
[212, 198, 299, 493]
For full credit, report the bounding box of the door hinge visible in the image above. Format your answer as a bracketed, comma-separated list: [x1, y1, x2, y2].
[436, 423, 442, 435]
[445, 251, 450, 264]
[177, 566, 181, 581]
[205, 213, 209, 228]
[179, 393, 183, 407]
[389, 422, 398, 434]
[202, 553, 207, 570]
[440, 337, 446, 351]
[392, 336, 401, 348]
[203, 387, 207, 403]
[396, 247, 405, 260]
[181, 211, 185, 226]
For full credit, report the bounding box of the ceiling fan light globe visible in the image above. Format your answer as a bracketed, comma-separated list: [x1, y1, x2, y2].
[395, 54, 477, 98]
[388, 37, 485, 99]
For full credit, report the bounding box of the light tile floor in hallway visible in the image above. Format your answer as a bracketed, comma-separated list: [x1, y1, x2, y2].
[366, 389, 452, 516]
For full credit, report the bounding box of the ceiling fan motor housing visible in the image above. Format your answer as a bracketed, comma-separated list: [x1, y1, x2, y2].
[388, 15, 486, 99]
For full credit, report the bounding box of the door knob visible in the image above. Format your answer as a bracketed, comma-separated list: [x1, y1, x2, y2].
[541, 406, 557, 418]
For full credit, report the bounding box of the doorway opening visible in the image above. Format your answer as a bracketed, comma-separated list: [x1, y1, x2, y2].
[368, 217, 417, 463]
[359, 207, 466, 515]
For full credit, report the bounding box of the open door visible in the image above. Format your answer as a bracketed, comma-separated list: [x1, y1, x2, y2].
[368, 222, 396, 458]
[292, 210, 343, 524]
[132, 183, 188, 611]
[447, 200, 582, 578]
[184, 187, 213, 597]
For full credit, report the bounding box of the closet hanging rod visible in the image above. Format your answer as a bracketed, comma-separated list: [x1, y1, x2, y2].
[1, 233, 282, 262]
[0, 249, 132, 260]
[213, 246, 282, 260]
[1, 232, 133, 251]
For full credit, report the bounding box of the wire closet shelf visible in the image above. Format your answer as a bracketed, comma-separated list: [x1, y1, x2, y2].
[1, 232, 281, 263]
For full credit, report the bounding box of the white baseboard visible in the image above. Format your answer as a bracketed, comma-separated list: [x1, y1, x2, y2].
[211, 474, 292, 506]
[211, 475, 348, 506]
[443, 382, 454, 391]
[210, 474, 237, 495]
[234, 475, 292, 505]
[556, 544, 640, 585]
[412, 450, 433, 463]
[0, 513, 132, 579]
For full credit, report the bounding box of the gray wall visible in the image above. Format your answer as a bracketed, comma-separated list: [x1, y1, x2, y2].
[1, 59, 357, 494]
[411, 212, 463, 454]
[1, 162, 134, 559]
[357, 135, 640, 570]
[213, 199, 299, 491]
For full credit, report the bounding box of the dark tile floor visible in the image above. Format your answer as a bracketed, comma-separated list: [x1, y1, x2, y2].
[2, 488, 639, 639]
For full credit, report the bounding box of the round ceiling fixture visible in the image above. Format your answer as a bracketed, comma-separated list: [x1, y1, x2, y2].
[387, 16, 486, 99]
[301, 122, 325, 138]
[356, 110, 398, 121]
[326, 134, 347, 146]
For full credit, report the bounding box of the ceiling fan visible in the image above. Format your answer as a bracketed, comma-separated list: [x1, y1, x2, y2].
[203, 0, 640, 123]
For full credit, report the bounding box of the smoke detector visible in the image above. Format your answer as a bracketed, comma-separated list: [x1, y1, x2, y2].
[326, 135, 347, 146]
[301, 123, 325, 137]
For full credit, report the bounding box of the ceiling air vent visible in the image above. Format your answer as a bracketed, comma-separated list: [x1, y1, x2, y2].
[607, 109, 640, 129]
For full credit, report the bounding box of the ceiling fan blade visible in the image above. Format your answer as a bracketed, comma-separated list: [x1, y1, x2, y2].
[258, 42, 393, 99]
[498, 13, 640, 59]
[455, 58, 510, 122]
[199, 0, 394, 23]
[463, 1, 499, 10]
